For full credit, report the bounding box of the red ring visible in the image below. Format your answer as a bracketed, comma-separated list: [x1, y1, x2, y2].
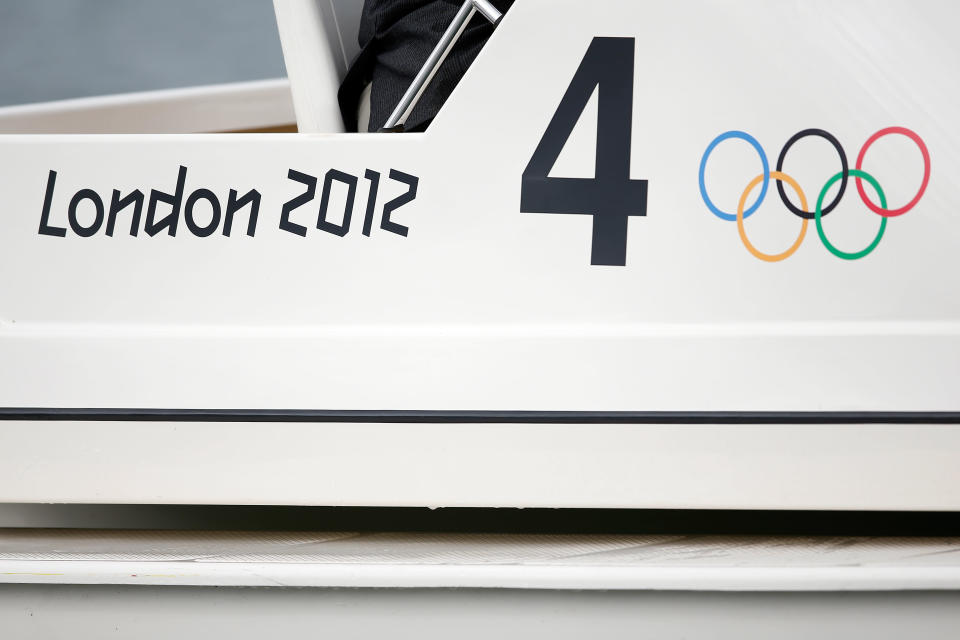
[855, 126, 930, 217]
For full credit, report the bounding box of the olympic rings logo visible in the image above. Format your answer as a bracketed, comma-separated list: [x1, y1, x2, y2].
[698, 127, 931, 261]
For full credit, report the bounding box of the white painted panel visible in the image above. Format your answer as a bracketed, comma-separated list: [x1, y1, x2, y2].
[1, 422, 958, 509]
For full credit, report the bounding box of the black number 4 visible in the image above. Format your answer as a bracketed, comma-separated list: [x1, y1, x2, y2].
[520, 37, 647, 266]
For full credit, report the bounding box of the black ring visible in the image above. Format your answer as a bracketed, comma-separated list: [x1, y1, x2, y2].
[776, 129, 848, 219]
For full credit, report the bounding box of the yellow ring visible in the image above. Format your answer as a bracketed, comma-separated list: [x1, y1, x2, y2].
[736, 170, 809, 262]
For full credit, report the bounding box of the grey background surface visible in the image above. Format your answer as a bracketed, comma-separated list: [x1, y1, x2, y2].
[0, 0, 287, 107]
[2, 587, 960, 640]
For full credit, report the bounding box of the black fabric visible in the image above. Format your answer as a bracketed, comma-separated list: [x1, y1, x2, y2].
[339, 0, 512, 132]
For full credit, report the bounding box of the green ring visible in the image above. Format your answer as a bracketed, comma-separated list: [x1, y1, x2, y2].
[815, 169, 887, 260]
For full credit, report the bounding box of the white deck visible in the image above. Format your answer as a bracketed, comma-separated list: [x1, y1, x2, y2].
[2, 530, 959, 591]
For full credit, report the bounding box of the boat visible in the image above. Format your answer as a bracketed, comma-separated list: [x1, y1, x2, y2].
[0, 0, 957, 511]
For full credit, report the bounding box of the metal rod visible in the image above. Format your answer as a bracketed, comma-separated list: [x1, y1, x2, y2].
[382, 0, 503, 130]
[473, 0, 503, 24]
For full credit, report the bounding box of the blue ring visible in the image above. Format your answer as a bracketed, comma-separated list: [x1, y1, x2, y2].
[699, 131, 770, 222]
